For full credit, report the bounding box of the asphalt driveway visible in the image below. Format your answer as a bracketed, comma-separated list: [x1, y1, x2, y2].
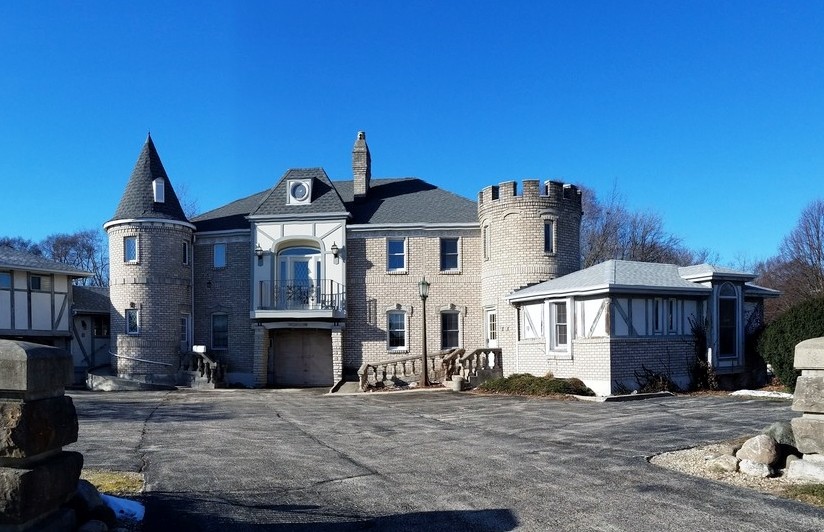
[67, 389, 823, 531]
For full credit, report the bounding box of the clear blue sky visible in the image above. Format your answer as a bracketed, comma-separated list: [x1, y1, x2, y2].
[1, 1, 822, 265]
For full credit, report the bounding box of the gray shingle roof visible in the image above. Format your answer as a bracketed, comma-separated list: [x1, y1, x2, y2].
[192, 173, 478, 232]
[73, 286, 110, 313]
[250, 169, 348, 217]
[678, 263, 755, 281]
[0, 246, 93, 277]
[336, 178, 478, 225]
[109, 135, 188, 223]
[192, 190, 268, 232]
[508, 260, 711, 301]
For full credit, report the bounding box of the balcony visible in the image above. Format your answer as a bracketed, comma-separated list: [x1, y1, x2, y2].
[254, 279, 345, 320]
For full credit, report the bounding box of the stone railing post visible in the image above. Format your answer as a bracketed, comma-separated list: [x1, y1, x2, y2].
[0, 340, 83, 530]
[788, 337, 824, 481]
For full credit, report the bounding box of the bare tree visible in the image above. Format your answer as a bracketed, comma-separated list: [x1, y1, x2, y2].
[580, 184, 703, 267]
[0, 236, 43, 255]
[175, 181, 200, 220]
[40, 229, 109, 286]
[778, 199, 824, 298]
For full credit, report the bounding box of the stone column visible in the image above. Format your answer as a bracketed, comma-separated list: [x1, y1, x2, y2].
[331, 327, 343, 382]
[787, 337, 824, 481]
[0, 340, 83, 531]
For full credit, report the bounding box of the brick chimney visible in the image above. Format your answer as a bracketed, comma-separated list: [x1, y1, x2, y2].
[353, 131, 371, 199]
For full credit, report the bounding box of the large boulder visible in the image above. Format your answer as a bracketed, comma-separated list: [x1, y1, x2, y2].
[786, 455, 824, 482]
[708, 454, 739, 473]
[763, 421, 795, 448]
[738, 459, 773, 478]
[735, 434, 780, 466]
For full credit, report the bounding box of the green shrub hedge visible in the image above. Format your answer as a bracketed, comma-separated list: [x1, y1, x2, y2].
[477, 373, 595, 396]
[758, 297, 824, 391]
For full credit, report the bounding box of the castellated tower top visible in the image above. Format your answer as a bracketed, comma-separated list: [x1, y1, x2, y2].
[107, 134, 189, 226]
[353, 131, 371, 199]
[477, 179, 582, 208]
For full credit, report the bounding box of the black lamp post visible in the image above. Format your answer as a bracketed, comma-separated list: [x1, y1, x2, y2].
[418, 276, 430, 387]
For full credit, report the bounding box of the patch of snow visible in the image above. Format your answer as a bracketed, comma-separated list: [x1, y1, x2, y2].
[729, 390, 793, 400]
[101, 493, 145, 521]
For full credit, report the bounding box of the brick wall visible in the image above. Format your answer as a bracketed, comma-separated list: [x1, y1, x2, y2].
[344, 229, 482, 373]
[609, 336, 694, 393]
[478, 180, 582, 376]
[108, 222, 193, 381]
[193, 235, 254, 376]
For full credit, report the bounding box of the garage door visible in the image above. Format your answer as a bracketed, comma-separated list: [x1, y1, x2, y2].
[272, 329, 333, 387]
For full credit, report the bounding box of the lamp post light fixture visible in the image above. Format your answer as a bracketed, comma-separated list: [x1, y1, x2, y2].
[330, 242, 340, 264]
[418, 276, 431, 387]
[255, 243, 264, 258]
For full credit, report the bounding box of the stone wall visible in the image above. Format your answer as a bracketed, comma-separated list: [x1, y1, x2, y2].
[0, 340, 82, 530]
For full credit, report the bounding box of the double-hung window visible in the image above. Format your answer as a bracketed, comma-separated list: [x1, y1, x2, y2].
[441, 311, 460, 349]
[440, 238, 459, 272]
[0, 272, 10, 289]
[387, 238, 406, 272]
[552, 302, 568, 349]
[387, 310, 407, 350]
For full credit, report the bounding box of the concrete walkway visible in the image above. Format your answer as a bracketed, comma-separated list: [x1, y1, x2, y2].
[67, 390, 824, 531]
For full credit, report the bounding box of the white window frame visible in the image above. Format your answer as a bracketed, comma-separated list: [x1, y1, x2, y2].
[439, 237, 460, 273]
[519, 303, 545, 340]
[386, 310, 408, 351]
[211, 313, 229, 350]
[153, 177, 165, 203]
[386, 238, 407, 273]
[550, 301, 568, 350]
[125, 309, 139, 335]
[124, 236, 138, 263]
[213, 243, 227, 269]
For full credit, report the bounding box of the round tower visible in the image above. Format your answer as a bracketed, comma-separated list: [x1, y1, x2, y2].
[104, 135, 195, 384]
[478, 180, 582, 371]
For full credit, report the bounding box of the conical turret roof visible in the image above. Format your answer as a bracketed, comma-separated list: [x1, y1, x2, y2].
[109, 135, 188, 223]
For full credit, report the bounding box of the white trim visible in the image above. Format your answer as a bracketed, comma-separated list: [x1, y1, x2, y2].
[104, 218, 196, 231]
[506, 284, 710, 303]
[386, 237, 407, 273]
[348, 222, 479, 232]
[246, 212, 350, 222]
[193, 229, 251, 238]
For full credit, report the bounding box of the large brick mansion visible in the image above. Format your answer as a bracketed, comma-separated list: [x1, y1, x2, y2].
[102, 132, 775, 395]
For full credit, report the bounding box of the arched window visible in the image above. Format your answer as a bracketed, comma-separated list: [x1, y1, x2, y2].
[153, 178, 165, 203]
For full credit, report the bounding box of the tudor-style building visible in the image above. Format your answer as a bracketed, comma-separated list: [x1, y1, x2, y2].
[103, 132, 777, 394]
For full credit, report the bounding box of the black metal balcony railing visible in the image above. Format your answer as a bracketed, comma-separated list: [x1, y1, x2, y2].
[257, 279, 345, 312]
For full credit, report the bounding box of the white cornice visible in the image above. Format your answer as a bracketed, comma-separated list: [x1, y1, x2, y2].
[103, 218, 197, 231]
[348, 222, 479, 232]
[247, 212, 351, 222]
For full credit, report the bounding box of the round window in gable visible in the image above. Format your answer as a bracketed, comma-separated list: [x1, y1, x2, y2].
[291, 182, 309, 202]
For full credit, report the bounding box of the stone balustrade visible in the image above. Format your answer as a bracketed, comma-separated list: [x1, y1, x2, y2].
[456, 348, 503, 384]
[357, 348, 462, 391]
[0, 340, 82, 530]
